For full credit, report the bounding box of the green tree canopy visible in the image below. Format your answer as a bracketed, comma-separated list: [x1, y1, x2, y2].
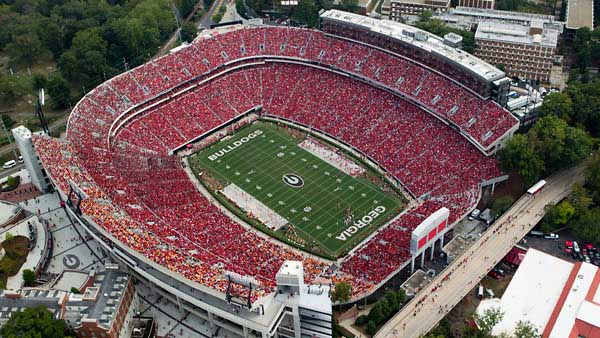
[59, 28, 113, 86]
[474, 307, 504, 336]
[541, 200, 574, 232]
[5, 32, 49, 66]
[180, 21, 197, 43]
[292, 0, 319, 27]
[47, 73, 71, 109]
[537, 93, 573, 122]
[491, 196, 515, 218]
[22, 269, 36, 287]
[499, 115, 592, 187]
[514, 320, 541, 338]
[498, 134, 544, 187]
[0, 305, 73, 338]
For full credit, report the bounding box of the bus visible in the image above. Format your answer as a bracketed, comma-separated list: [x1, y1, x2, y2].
[527, 179, 546, 196]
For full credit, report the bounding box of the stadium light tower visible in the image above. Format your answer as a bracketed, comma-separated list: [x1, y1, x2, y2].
[35, 88, 50, 135]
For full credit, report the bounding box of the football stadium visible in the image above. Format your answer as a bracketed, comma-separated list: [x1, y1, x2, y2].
[27, 9, 519, 338]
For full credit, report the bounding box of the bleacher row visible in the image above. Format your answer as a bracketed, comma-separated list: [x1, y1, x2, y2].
[34, 25, 508, 299]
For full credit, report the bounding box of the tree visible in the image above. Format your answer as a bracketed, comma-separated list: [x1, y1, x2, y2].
[1, 115, 15, 128]
[31, 74, 47, 91]
[47, 73, 71, 109]
[541, 200, 574, 232]
[180, 21, 197, 43]
[514, 320, 540, 338]
[568, 184, 592, 215]
[498, 134, 544, 187]
[384, 290, 399, 313]
[22, 269, 36, 287]
[292, 0, 319, 27]
[537, 93, 573, 122]
[572, 208, 600, 244]
[335, 0, 360, 13]
[585, 151, 600, 203]
[5, 33, 49, 66]
[378, 298, 391, 320]
[331, 281, 352, 303]
[368, 302, 383, 324]
[0, 305, 72, 338]
[491, 196, 515, 218]
[366, 320, 378, 335]
[396, 288, 406, 305]
[59, 28, 113, 86]
[473, 307, 504, 336]
[176, 0, 197, 18]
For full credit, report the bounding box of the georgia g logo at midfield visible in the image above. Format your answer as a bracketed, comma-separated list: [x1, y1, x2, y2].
[282, 173, 304, 188]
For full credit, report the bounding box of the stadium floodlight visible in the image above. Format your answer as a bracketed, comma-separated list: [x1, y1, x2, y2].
[39, 88, 45, 106]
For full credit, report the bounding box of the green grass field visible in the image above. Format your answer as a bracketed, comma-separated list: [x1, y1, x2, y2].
[189, 122, 404, 257]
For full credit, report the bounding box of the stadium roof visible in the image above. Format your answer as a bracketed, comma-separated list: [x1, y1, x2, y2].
[320, 9, 505, 82]
[475, 21, 559, 48]
[565, 0, 594, 29]
[476, 248, 600, 337]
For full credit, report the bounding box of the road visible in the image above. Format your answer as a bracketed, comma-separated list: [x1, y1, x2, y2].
[0, 114, 69, 158]
[375, 166, 585, 338]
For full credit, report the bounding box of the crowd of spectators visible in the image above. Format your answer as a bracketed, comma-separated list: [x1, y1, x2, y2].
[35, 25, 511, 300]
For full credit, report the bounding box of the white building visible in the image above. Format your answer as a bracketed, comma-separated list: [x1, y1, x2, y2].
[476, 249, 600, 337]
[12, 125, 49, 193]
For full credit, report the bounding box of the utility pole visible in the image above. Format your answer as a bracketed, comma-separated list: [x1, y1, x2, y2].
[0, 117, 18, 160]
[172, 2, 183, 44]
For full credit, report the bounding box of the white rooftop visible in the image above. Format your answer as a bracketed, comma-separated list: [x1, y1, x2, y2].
[477, 248, 600, 337]
[548, 262, 599, 338]
[475, 21, 559, 47]
[320, 9, 505, 82]
[11, 125, 32, 140]
[487, 248, 572, 336]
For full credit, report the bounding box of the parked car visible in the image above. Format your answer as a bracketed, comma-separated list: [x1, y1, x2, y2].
[544, 233, 559, 240]
[565, 240, 574, 249]
[469, 209, 481, 221]
[573, 241, 581, 253]
[487, 270, 502, 280]
[2, 160, 16, 169]
[17, 155, 23, 163]
[529, 230, 544, 237]
[583, 243, 594, 250]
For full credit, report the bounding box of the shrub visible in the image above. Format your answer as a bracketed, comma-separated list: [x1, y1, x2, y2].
[366, 320, 378, 335]
[355, 314, 369, 326]
[22, 269, 35, 286]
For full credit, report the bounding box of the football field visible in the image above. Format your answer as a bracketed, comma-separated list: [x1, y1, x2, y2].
[189, 122, 404, 257]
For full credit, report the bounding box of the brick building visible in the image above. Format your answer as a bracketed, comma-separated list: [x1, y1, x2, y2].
[474, 21, 559, 83]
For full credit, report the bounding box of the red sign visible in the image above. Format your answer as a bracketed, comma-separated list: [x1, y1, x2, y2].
[438, 219, 447, 232]
[418, 236, 427, 249]
[428, 228, 437, 241]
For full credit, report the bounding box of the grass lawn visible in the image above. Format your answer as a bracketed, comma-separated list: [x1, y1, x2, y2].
[189, 121, 404, 257]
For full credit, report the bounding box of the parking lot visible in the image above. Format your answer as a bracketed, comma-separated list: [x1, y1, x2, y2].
[522, 231, 600, 266]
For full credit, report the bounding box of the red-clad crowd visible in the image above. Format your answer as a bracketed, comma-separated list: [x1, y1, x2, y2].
[35, 25, 510, 300]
